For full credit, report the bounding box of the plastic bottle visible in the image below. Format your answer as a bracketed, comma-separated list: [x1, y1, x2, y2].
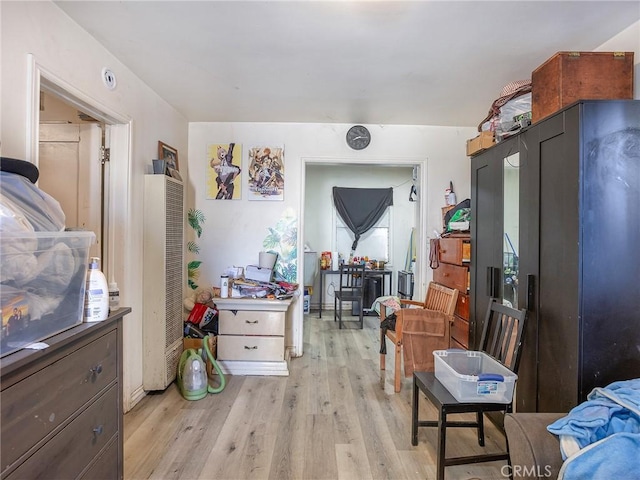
[108, 281, 120, 312]
[220, 275, 229, 298]
[84, 257, 109, 322]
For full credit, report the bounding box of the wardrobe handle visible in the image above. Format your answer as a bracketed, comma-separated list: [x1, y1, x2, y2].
[526, 274, 535, 311]
[486, 267, 500, 298]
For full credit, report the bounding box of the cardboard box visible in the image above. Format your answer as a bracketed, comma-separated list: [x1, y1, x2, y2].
[466, 131, 494, 156]
[532, 51, 634, 122]
[1, 231, 95, 357]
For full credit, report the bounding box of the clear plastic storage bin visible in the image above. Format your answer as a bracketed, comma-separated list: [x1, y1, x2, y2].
[434, 350, 517, 403]
[1, 231, 95, 357]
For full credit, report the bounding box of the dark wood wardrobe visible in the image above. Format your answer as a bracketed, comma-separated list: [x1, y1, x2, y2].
[470, 99, 640, 413]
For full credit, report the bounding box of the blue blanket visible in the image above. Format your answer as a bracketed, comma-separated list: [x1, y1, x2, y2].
[547, 378, 640, 480]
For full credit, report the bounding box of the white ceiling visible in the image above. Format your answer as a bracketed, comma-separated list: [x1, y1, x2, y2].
[55, 1, 639, 128]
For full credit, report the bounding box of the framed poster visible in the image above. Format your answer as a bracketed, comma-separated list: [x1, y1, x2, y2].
[158, 141, 179, 171]
[206, 143, 242, 200]
[248, 146, 284, 200]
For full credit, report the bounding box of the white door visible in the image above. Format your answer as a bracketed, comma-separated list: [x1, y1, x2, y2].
[38, 122, 103, 259]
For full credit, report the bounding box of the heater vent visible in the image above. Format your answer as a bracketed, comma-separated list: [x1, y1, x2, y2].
[143, 175, 184, 390]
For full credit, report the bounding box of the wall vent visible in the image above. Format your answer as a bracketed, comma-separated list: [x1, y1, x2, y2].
[143, 175, 184, 390]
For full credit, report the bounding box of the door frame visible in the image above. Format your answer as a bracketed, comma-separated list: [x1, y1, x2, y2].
[296, 156, 428, 357]
[26, 55, 136, 410]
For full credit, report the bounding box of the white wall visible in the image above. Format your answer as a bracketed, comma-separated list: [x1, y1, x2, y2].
[1, 1, 189, 411]
[595, 20, 640, 98]
[188, 122, 476, 356]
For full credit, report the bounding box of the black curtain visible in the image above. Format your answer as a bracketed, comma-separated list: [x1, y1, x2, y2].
[333, 187, 393, 251]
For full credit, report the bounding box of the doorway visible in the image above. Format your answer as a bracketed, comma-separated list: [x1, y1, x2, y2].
[32, 70, 130, 295]
[28, 60, 134, 410]
[296, 158, 427, 357]
[39, 92, 104, 260]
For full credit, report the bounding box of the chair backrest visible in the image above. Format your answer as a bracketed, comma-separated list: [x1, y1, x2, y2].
[338, 263, 366, 292]
[423, 282, 459, 315]
[479, 299, 527, 373]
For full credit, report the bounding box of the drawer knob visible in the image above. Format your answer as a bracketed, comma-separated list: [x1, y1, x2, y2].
[244, 345, 258, 350]
[93, 425, 104, 436]
[245, 320, 259, 324]
[90, 364, 103, 375]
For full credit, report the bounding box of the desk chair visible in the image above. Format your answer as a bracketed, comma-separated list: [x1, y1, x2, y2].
[334, 263, 366, 329]
[411, 299, 527, 480]
[380, 282, 458, 392]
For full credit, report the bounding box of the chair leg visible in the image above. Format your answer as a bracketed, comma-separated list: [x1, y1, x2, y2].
[394, 344, 402, 393]
[436, 409, 447, 480]
[411, 375, 419, 446]
[380, 333, 386, 370]
[476, 411, 485, 447]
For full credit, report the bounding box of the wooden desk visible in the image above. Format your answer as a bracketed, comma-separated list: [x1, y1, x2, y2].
[318, 268, 392, 318]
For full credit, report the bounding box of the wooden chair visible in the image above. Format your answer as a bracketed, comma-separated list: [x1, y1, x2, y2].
[411, 299, 527, 480]
[334, 263, 366, 329]
[379, 281, 458, 392]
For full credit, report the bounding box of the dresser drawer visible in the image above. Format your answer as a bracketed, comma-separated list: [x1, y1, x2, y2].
[450, 315, 469, 349]
[433, 263, 468, 293]
[219, 310, 285, 336]
[450, 337, 466, 350]
[454, 293, 470, 321]
[438, 237, 471, 266]
[6, 384, 118, 480]
[1, 330, 117, 472]
[80, 436, 119, 480]
[218, 335, 284, 361]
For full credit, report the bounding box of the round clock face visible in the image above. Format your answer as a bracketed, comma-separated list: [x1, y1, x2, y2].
[346, 125, 371, 150]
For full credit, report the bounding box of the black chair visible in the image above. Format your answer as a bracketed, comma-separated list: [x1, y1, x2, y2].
[411, 299, 527, 480]
[334, 263, 366, 329]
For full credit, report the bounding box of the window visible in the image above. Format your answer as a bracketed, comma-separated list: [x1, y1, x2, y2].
[335, 208, 390, 262]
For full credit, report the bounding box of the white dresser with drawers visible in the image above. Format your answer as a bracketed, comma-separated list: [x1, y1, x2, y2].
[215, 297, 292, 376]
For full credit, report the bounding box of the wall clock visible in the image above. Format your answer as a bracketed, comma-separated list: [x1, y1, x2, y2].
[346, 125, 371, 150]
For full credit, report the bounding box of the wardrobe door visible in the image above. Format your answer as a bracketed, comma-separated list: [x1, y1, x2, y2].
[514, 123, 540, 413]
[535, 108, 581, 413]
[579, 101, 640, 399]
[470, 137, 518, 349]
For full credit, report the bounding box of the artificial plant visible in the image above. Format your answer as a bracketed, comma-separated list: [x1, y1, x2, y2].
[187, 208, 206, 290]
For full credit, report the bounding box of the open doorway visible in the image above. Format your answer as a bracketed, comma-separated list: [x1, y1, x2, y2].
[27, 60, 134, 409]
[30, 69, 130, 297]
[295, 158, 427, 356]
[39, 91, 105, 261]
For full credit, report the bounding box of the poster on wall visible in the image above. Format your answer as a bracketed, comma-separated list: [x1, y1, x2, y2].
[207, 143, 242, 200]
[248, 146, 284, 201]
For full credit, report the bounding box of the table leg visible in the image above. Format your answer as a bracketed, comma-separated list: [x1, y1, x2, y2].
[319, 271, 323, 318]
[412, 375, 419, 446]
[437, 409, 447, 480]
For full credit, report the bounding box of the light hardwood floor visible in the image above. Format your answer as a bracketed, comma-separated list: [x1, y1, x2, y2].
[124, 313, 509, 480]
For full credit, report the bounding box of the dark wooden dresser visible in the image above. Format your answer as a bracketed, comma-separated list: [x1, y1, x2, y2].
[433, 234, 471, 349]
[1, 308, 130, 480]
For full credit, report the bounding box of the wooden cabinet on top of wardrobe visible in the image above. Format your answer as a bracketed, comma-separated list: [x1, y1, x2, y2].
[433, 234, 471, 349]
[471, 100, 640, 413]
